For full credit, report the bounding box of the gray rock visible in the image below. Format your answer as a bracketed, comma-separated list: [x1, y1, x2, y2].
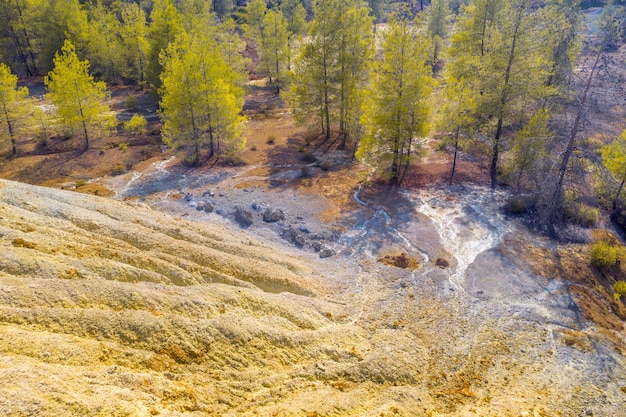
[252, 201, 267, 212]
[263, 208, 285, 223]
[202, 190, 214, 197]
[298, 225, 310, 233]
[294, 234, 306, 246]
[235, 207, 253, 227]
[319, 246, 335, 258]
[195, 200, 213, 213]
[311, 241, 323, 252]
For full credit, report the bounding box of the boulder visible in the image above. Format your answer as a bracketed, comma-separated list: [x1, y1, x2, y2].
[263, 208, 285, 223]
[319, 246, 335, 258]
[195, 201, 214, 213]
[235, 207, 253, 227]
[293, 234, 306, 246]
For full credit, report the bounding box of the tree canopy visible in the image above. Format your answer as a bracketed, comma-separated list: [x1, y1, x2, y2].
[45, 40, 112, 151]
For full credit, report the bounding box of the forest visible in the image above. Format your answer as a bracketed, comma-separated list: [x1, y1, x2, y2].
[1, 0, 626, 239]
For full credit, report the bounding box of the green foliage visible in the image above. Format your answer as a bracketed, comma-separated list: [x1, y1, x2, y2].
[111, 164, 126, 175]
[288, 0, 373, 142]
[124, 114, 147, 135]
[45, 40, 111, 151]
[427, 0, 451, 63]
[562, 190, 598, 228]
[447, 0, 556, 189]
[357, 15, 433, 183]
[614, 281, 626, 301]
[590, 241, 620, 269]
[216, 19, 249, 87]
[504, 196, 536, 214]
[159, 25, 246, 163]
[242, 0, 268, 42]
[601, 131, 626, 209]
[67, 3, 125, 83]
[120, 2, 149, 83]
[125, 95, 138, 110]
[0, 63, 31, 156]
[146, 0, 184, 92]
[538, 1, 582, 94]
[599, 3, 625, 50]
[266, 135, 276, 144]
[502, 109, 552, 190]
[260, 9, 289, 92]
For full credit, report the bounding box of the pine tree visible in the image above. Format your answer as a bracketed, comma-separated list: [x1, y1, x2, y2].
[601, 130, 626, 212]
[67, 4, 125, 84]
[438, 75, 477, 185]
[280, 0, 307, 70]
[502, 108, 552, 192]
[159, 27, 246, 164]
[45, 40, 111, 152]
[260, 9, 289, 92]
[120, 2, 149, 83]
[427, 0, 451, 64]
[288, 0, 372, 143]
[539, 0, 581, 92]
[447, 0, 551, 189]
[357, 15, 434, 184]
[288, 0, 342, 140]
[0, 63, 31, 156]
[146, 0, 183, 92]
[0, 0, 42, 76]
[216, 18, 249, 87]
[336, 2, 373, 148]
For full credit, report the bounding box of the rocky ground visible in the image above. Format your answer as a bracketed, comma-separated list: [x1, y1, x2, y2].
[1, 175, 626, 416]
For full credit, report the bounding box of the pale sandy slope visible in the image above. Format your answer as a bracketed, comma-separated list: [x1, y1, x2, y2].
[1, 178, 625, 416]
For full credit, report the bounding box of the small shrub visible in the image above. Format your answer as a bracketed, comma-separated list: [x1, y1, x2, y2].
[125, 160, 133, 170]
[614, 281, 626, 301]
[119, 142, 128, 151]
[576, 204, 599, 228]
[250, 144, 257, 151]
[564, 195, 598, 228]
[182, 154, 200, 167]
[112, 165, 126, 176]
[300, 151, 317, 162]
[124, 114, 147, 135]
[125, 95, 138, 110]
[320, 161, 332, 171]
[221, 153, 247, 166]
[266, 135, 276, 144]
[505, 196, 526, 214]
[75, 179, 87, 188]
[590, 241, 619, 269]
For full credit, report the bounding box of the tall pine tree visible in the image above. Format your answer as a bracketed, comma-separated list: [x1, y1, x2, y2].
[159, 26, 246, 164]
[45, 40, 112, 151]
[357, 15, 434, 184]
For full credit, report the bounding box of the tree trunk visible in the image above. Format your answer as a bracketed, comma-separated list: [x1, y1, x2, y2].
[450, 127, 460, 186]
[208, 115, 215, 159]
[613, 176, 625, 213]
[322, 43, 331, 141]
[489, 7, 521, 189]
[545, 48, 602, 235]
[3, 104, 17, 156]
[78, 105, 89, 152]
